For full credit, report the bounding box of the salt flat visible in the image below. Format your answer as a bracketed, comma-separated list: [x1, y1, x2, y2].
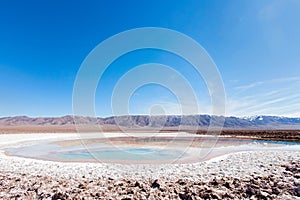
[0, 133, 300, 199]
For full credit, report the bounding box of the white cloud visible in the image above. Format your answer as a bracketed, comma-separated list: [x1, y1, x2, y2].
[234, 81, 264, 91]
[226, 77, 300, 117]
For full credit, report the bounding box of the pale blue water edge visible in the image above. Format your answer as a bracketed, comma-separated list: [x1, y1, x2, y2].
[5, 142, 187, 162]
[59, 148, 185, 161]
[4, 137, 300, 163]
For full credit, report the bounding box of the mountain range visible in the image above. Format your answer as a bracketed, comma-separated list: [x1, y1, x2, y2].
[1, 115, 300, 130]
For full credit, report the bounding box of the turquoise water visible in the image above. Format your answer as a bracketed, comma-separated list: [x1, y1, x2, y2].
[58, 147, 185, 161]
[5, 136, 300, 163]
[5, 141, 187, 162]
[253, 140, 300, 145]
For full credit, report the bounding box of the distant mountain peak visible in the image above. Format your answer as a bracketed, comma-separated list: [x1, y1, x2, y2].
[0, 115, 300, 129]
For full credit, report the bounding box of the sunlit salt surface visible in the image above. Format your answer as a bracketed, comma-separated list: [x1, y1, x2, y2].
[4, 133, 300, 164]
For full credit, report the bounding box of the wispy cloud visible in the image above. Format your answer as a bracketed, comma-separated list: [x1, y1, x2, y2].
[234, 81, 264, 91]
[227, 77, 300, 117]
[128, 74, 300, 117]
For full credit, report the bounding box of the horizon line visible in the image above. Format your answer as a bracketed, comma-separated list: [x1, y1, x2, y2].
[0, 114, 299, 119]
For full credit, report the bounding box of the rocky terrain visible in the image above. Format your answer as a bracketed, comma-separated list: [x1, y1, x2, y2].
[0, 132, 299, 199]
[0, 138, 300, 200]
[0, 156, 299, 199]
[195, 130, 300, 142]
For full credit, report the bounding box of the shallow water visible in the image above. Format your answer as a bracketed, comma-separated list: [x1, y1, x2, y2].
[58, 147, 185, 161]
[4, 134, 300, 164]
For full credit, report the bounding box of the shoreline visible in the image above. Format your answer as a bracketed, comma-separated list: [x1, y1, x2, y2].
[1, 150, 299, 199]
[2, 133, 299, 164]
[0, 133, 300, 199]
[1, 126, 300, 143]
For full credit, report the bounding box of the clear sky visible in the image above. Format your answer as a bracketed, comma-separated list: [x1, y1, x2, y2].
[0, 0, 300, 117]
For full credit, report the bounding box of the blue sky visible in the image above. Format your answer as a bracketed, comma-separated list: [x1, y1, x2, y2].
[0, 0, 300, 117]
